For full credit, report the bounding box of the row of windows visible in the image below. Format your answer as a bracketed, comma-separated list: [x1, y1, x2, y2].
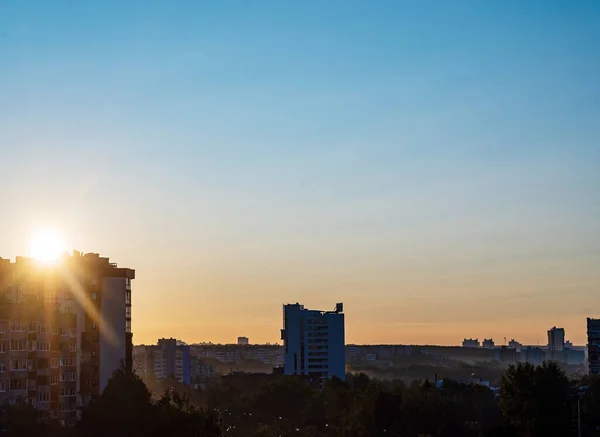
[0, 356, 74, 371]
[9, 358, 63, 370]
[0, 340, 73, 352]
[60, 387, 76, 396]
[61, 372, 77, 382]
[0, 322, 76, 335]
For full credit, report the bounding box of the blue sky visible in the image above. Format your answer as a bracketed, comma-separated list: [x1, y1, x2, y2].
[1, 1, 599, 344]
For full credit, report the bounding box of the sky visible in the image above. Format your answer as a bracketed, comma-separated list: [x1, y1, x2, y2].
[1, 0, 599, 346]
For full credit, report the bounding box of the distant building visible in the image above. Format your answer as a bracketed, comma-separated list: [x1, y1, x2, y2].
[190, 356, 215, 381]
[281, 302, 345, 381]
[365, 353, 377, 362]
[548, 327, 565, 359]
[565, 340, 573, 349]
[508, 339, 523, 351]
[588, 318, 600, 375]
[497, 346, 517, 363]
[237, 336, 249, 345]
[462, 338, 479, 348]
[520, 347, 543, 365]
[133, 338, 191, 384]
[482, 338, 495, 349]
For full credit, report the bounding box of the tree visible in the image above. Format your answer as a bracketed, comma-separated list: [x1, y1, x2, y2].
[499, 362, 571, 437]
[78, 367, 155, 437]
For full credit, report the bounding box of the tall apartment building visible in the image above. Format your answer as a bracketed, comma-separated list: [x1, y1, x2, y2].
[588, 318, 600, 375]
[547, 326, 565, 359]
[133, 338, 191, 384]
[281, 302, 345, 382]
[0, 252, 134, 424]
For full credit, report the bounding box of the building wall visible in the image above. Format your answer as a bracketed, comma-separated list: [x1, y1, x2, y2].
[326, 312, 345, 380]
[588, 318, 600, 375]
[282, 303, 345, 381]
[0, 253, 133, 424]
[99, 277, 127, 392]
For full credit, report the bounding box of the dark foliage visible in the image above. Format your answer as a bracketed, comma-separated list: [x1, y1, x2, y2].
[1, 364, 598, 437]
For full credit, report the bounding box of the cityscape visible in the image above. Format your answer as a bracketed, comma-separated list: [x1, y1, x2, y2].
[3, 1, 600, 436]
[0, 249, 598, 428]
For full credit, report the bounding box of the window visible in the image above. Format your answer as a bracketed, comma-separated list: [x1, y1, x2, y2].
[91, 292, 97, 300]
[29, 341, 37, 351]
[126, 320, 131, 333]
[59, 327, 68, 336]
[125, 306, 131, 318]
[38, 342, 50, 351]
[60, 358, 75, 367]
[51, 374, 58, 385]
[69, 342, 76, 352]
[51, 358, 59, 368]
[0, 322, 5, 333]
[60, 372, 76, 382]
[28, 321, 37, 332]
[38, 392, 50, 402]
[63, 307, 72, 314]
[11, 340, 26, 351]
[60, 387, 76, 397]
[0, 342, 5, 353]
[10, 321, 22, 332]
[0, 381, 5, 392]
[39, 324, 47, 334]
[11, 359, 27, 370]
[125, 291, 131, 305]
[0, 362, 5, 372]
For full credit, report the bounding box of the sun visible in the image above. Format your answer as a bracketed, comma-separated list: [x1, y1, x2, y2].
[30, 230, 66, 264]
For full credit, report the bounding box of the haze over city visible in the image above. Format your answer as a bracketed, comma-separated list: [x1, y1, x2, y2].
[1, 1, 599, 346]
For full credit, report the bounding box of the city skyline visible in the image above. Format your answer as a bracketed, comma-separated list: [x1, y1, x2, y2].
[2, 1, 599, 347]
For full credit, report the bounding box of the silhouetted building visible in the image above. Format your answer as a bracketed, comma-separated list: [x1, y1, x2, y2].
[0, 252, 134, 425]
[508, 339, 523, 351]
[588, 318, 600, 375]
[133, 338, 191, 384]
[547, 326, 565, 359]
[497, 346, 517, 363]
[282, 302, 345, 381]
[237, 336, 249, 345]
[462, 338, 479, 348]
[482, 338, 495, 349]
[520, 346, 543, 365]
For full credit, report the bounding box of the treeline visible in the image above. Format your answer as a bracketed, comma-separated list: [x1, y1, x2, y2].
[1, 362, 599, 437]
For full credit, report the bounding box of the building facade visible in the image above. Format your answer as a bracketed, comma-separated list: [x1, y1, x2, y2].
[588, 318, 600, 375]
[482, 339, 495, 349]
[547, 326, 565, 358]
[281, 302, 345, 381]
[0, 252, 134, 424]
[133, 338, 191, 384]
[237, 336, 249, 345]
[462, 338, 479, 348]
